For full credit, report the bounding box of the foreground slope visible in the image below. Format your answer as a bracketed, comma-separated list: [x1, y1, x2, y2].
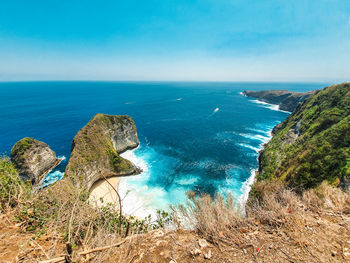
[257, 83, 350, 190]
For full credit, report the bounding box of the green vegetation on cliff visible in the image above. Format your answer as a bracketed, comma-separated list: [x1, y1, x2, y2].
[10, 137, 35, 165]
[65, 113, 140, 190]
[257, 83, 350, 190]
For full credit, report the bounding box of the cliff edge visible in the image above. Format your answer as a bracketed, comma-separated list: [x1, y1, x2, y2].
[65, 113, 141, 190]
[256, 83, 350, 191]
[243, 89, 314, 112]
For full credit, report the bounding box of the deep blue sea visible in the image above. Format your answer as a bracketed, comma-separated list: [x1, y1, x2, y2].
[0, 82, 325, 216]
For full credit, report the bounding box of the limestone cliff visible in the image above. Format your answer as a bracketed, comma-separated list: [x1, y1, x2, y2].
[256, 83, 350, 191]
[243, 89, 314, 112]
[11, 137, 60, 184]
[65, 113, 141, 190]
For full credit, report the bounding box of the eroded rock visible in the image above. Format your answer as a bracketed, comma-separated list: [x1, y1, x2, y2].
[11, 137, 59, 184]
[65, 113, 141, 190]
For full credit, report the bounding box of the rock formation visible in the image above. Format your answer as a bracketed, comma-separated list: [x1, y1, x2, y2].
[243, 89, 314, 112]
[256, 83, 350, 191]
[65, 113, 141, 190]
[11, 137, 60, 184]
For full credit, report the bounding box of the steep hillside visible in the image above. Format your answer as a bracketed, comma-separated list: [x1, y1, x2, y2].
[257, 83, 350, 190]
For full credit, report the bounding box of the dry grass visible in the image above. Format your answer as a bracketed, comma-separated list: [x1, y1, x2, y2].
[170, 181, 350, 262]
[1, 168, 350, 262]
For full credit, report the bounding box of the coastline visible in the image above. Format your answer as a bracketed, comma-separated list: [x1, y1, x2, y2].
[118, 148, 165, 219]
[238, 92, 290, 205]
[238, 128, 274, 205]
[92, 124, 280, 216]
[38, 156, 66, 188]
[249, 99, 291, 113]
[89, 95, 290, 215]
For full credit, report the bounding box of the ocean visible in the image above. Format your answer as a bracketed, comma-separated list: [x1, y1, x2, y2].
[0, 81, 325, 217]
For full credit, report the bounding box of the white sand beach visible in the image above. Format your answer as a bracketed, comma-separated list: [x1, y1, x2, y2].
[89, 176, 121, 207]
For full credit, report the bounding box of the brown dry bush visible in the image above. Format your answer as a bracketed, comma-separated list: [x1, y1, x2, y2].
[15, 179, 156, 261]
[176, 181, 350, 262]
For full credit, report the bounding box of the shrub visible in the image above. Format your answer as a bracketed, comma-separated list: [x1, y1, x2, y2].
[0, 155, 30, 210]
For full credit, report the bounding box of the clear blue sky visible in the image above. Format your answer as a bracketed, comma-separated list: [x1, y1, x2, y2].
[0, 0, 349, 82]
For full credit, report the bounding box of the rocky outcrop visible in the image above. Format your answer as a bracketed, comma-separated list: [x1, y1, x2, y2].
[255, 83, 350, 191]
[65, 113, 141, 191]
[11, 137, 60, 184]
[243, 90, 314, 112]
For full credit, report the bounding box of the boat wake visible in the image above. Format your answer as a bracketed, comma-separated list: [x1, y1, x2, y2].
[207, 107, 220, 118]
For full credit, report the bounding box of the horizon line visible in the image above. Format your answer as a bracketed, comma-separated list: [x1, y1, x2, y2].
[0, 79, 339, 84]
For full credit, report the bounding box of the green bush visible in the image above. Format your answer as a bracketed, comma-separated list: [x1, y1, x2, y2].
[0, 155, 31, 210]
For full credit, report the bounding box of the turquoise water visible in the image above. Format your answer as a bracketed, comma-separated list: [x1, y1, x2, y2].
[0, 82, 324, 214]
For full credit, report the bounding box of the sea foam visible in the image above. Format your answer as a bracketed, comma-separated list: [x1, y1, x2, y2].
[119, 148, 169, 219]
[249, 99, 291, 113]
[39, 156, 66, 188]
[238, 169, 257, 206]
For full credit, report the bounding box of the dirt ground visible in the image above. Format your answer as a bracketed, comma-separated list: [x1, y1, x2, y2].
[1, 206, 350, 263]
[0, 213, 65, 263]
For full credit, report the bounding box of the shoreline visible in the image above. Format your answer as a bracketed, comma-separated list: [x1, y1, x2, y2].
[239, 91, 291, 114]
[238, 128, 274, 206]
[88, 113, 285, 216]
[237, 92, 291, 205]
[38, 156, 66, 188]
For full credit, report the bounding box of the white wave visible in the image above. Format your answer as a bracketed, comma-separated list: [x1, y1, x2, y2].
[58, 155, 66, 162]
[237, 143, 261, 153]
[246, 128, 271, 137]
[239, 91, 246, 97]
[175, 176, 199, 186]
[37, 155, 66, 189]
[176, 98, 182, 101]
[239, 133, 270, 143]
[249, 99, 290, 113]
[41, 171, 64, 188]
[214, 107, 219, 113]
[238, 169, 256, 207]
[118, 177, 168, 219]
[120, 147, 148, 173]
[119, 148, 168, 219]
[249, 99, 280, 111]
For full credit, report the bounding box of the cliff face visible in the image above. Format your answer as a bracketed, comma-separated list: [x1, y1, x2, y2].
[243, 90, 314, 112]
[65, 114, 141, 190]
[11, 137, 59, 184]
[257, 83, 350, 191]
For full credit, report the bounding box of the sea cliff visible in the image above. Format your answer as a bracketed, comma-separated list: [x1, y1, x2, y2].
[254, 83, 350, 191]
[243, 89, 314, 112]
[10, 137, 60, 185]
[65, 113, 141, 191]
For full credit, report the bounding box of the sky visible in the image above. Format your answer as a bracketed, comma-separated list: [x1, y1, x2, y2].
[0, 0, 350, 82]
